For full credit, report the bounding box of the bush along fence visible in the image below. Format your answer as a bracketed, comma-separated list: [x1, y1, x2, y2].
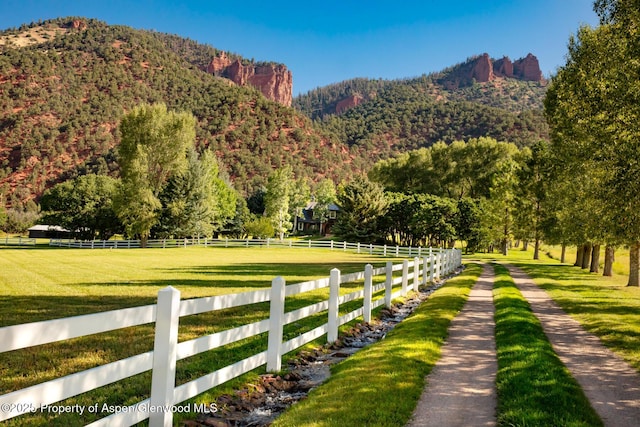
[0, 248, 462, 427]
[49, 237, 440, 258]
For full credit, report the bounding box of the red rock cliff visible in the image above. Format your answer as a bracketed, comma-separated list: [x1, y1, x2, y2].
[205, 52, 293, 106]
[471, 53, 495, 82]
[513, 53, 543, 82]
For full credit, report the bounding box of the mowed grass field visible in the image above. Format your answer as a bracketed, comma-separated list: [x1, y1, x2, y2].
[0, 245, 393, 426]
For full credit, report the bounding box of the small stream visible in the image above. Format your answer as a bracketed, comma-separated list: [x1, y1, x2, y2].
[191, 272, 458, 427]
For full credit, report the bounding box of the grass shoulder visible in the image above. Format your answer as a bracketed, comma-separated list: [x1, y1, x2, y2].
[492, 263, 602, 426]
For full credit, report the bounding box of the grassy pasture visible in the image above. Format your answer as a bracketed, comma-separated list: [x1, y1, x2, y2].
[0, 246, 394, 426]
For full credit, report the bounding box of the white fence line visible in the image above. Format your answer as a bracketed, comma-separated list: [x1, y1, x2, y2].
[49, 237, 443, 258]
[0, 249, 462, 426]
[0, 237, 36, 246]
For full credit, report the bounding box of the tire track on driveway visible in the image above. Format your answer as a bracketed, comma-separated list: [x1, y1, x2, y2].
[407, 263, 497, 427]
[506, 264, 640, 427]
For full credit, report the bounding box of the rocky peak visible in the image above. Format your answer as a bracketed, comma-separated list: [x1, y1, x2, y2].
[513, 53, 543, 82]
[439, 52, 544, 89]
[69, 19, 87, 31]
[493, 56, 514, 78]
[205, 52, 293, 106]
[471, 53, 495, 82]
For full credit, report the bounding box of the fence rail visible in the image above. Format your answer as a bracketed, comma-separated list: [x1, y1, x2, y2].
[0, 247, 462, 426]
[0, 237, 36, 246]
[49, 237, 443, 258]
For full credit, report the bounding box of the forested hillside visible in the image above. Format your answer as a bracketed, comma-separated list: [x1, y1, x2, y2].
[1, 17, 549, 210]
[293, 56, 549, 152]
[0, 18, 362, 207]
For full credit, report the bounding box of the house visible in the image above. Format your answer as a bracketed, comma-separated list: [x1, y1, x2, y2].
[294, 202, 340, 236]
[28, 225, 72, 239]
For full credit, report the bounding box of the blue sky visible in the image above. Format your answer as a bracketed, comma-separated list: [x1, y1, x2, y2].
[0, 1, 599, 96]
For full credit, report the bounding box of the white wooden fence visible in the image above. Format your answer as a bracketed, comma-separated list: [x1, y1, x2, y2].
[0, 248, 462, 426]
[0, 236, 36, 246]
[49, 237, 442, 258]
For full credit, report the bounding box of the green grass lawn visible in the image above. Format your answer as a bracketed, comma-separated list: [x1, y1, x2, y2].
[0, 246, 394, 426]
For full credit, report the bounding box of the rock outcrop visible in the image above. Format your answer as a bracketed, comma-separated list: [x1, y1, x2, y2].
[471, 53, 495, 83]
[205, 52, 293, 106]
[513, 53, 543, 82]
[440, 52, 544, 89]
[493, 56, 514, 78]
[335, 94, 363, 114]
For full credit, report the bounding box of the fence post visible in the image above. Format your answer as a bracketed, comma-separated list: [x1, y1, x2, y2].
[267, 276, 286, 372]
[369, 243, 373, 255]
[363, 264, 373, 323]
[435, 251, 441, 281]
[308, 239, 312, 248]
[422, 255, 429, 285]
[343, 241, 347, 251]
[357, 242, 361, 254]
[328, 268, 340, 343]
[149, 286, 181, 427]
[383, 244, 387, 257]
[413, 257, 420, 292]
[384, 261, 393, 308]
[402, 260, 409, 296]
[429, 248, 435, 282]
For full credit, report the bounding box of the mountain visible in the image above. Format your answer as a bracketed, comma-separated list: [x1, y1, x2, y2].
[0, 18, 360, 207]
[0, 18, 549, 209]
[292, 53, 548, 155]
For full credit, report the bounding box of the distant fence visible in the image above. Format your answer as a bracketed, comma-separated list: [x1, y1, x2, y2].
[49, 237, 443, 258]
[0, 249, 462, 426]
[0, 237, 36, 246]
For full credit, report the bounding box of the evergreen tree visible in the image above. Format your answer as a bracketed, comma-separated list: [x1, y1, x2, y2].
[333, 176, 388, 243]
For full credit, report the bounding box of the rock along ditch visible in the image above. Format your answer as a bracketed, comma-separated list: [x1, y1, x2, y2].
[184, 271, 460, 427]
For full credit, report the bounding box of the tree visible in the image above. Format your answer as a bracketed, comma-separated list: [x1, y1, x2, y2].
[245, 216, 275, 239]
[115, 103, 195, 246]
[155, 149, 237, 239]
[40, 174, 120, 240]
[545, 1, 640, 285]
[333, 176, 388, 243]
[455, 198, 483, 253]
[264, 166, 294, 240]
[312, 179, 337, 235]
[0, 202, 7, 232]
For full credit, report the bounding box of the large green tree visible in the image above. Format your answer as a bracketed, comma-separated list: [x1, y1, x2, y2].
[333, 176, 388, 243]
[40, 174, 121, 240]
[115, 103, 195, 246]
[264, 166, 294, 240]
[545, 0, 640, 285]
